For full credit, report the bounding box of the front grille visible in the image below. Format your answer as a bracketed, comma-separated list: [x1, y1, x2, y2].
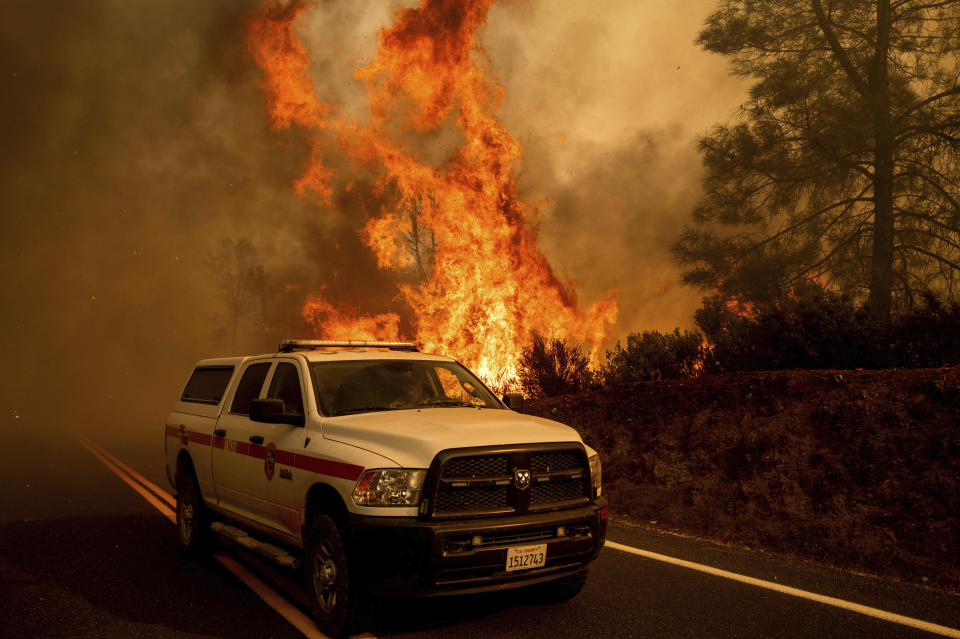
[531, 452, 580, 472]
[531, 478, 585, 504]
[434, 485, 509, 513]
[442, 455, 509, 478]
[442, 520, 594, 554]
[479, 526, 555, 546]
[429, 445, 591, 518]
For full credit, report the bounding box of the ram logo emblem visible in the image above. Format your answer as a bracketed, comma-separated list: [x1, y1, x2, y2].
[514, 469, 531, 490]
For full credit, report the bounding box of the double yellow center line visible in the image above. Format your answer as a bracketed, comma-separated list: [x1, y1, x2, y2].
[77, 436, 372, 639]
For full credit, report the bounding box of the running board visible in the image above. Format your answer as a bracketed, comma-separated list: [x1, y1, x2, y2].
[211, 522, 300, 570]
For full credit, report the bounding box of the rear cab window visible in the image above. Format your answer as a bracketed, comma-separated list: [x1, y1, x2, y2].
[180, 366, 234, 405]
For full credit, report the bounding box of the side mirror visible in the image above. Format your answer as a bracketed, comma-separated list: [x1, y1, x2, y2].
[249, 398, 285, 423]
[502, 392, 524, 412]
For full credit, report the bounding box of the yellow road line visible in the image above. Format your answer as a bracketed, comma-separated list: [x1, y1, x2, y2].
[78, 437, 376, 639]
[606, 540, 960, 638]
[78, 438, 176, 525]
[81, 437, 175, 508]
[216, 553, 329, 639]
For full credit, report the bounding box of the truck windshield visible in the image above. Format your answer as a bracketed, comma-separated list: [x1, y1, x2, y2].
[309, 360, 502, 417]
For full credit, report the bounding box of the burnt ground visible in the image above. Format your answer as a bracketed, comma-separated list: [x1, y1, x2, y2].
[525, 366, 960, 594]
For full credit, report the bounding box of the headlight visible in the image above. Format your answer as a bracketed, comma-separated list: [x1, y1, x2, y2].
[352, 469, 426, 506]
[588, 453, 602, 498]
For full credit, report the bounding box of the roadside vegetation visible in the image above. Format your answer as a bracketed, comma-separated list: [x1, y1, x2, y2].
[524, 366, 960, 594]
[516, 293, 960, 400]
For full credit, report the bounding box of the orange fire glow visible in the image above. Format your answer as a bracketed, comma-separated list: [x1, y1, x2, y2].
[248, 0, 618, 388]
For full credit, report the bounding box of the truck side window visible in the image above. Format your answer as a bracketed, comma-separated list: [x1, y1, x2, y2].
[230, 362, 271, 415]
[267, 362, 304, 416]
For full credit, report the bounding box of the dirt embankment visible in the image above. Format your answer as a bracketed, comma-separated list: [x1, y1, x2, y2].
[526, 366, 960, 592]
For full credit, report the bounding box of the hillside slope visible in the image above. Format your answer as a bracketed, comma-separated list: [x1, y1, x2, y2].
[526, 366, 960, 592]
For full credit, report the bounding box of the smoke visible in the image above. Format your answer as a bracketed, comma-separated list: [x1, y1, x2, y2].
[0, 0, 331, 442]
[0, 0, 746, 447]
[481, 0, 750, 334]
[284, 0, 749, 336]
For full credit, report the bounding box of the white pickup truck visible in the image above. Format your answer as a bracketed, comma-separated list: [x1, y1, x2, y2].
[164, 340, 607, 636]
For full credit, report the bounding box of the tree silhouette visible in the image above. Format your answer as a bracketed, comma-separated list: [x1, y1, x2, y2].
[204, 237, 269, 349]
[675, 0, 960, 319]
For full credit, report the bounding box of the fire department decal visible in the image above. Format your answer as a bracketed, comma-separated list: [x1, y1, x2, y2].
[264, 442, 277, 481]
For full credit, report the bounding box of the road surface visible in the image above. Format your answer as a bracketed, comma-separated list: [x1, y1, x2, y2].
[2, 423, 958, 638]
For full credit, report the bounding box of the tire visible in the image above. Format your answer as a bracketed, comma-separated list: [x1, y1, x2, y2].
[304, 514, 364, 637]
[176, 470, 209, 555]
[533, 570, 588, 603]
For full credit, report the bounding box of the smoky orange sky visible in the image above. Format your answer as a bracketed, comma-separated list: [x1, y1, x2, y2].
[0, 0, 747, 441]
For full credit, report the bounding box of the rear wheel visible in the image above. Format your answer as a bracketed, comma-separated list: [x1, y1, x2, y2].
[176, 470, 209, 554]
[305, 514, 364, 637]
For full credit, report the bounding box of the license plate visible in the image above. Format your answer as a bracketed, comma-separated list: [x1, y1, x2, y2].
[505, 544, 546, 572]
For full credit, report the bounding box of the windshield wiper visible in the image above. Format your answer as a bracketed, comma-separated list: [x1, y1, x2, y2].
[419, 399, 478, 408]
[334, 406, 393, 416]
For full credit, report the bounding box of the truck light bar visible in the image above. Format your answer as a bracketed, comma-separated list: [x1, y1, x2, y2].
[278, 339, 419, 353]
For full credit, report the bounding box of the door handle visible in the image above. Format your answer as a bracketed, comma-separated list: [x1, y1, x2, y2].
[214, 429, 226, 438]
[249, 435, 264, 445]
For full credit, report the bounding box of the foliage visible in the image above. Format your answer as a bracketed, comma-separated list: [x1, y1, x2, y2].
[603, 329, 704, 383]
[695, 291, 960, 373]
[516, 334, 592, 398]
[675, 0, 960, 319]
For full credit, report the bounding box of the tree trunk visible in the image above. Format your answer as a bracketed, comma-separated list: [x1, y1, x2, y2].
[866, 0, 895, 320]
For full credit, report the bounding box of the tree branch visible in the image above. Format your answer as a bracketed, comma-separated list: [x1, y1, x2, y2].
[896, 243, 960, 271]
[811, 0, 869, 96]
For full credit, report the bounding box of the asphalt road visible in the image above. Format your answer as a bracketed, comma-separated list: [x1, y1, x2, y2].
[2, 422, 958, 639]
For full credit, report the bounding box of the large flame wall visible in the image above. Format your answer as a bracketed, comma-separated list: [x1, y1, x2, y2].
[248, 0, 617, 387]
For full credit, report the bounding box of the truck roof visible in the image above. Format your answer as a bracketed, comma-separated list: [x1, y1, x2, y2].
[295, 349, 454, 363]
[193, 348, 455, 367]
[273, 339, 454, 364]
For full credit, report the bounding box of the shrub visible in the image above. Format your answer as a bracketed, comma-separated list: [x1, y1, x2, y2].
[603, 328, 703, 384]
[517, 334, 592, 398]
[694, 290, 960, 373]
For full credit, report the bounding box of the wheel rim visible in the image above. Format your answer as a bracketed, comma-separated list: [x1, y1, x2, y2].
[311, 541, 338, 613]
[179, 486, 194, 542]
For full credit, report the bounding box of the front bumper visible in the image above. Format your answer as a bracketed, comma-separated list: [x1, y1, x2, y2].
[347, 498, 607, 596]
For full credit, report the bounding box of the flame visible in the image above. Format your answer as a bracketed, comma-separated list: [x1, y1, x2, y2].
[302, 295, 400, 342]
[725, 298, 757, 320]
[248, 0, 618, 388]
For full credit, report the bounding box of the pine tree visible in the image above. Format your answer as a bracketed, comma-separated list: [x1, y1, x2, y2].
[674, 0, 960, 318]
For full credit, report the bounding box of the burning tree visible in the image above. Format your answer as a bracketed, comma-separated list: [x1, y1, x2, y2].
[247, 0, 617, 387]
[674, 0, 960, 319]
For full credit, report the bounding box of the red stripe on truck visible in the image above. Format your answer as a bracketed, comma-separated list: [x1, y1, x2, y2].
[189, 432, 212, 446]
[275, 449, 296, 466]
[165, 427, 364, 481]
[294, 455, 364, 481]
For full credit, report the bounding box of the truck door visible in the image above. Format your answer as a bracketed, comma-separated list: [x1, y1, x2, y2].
[210, 359, 273, 526]
[246, 360, 310, 537]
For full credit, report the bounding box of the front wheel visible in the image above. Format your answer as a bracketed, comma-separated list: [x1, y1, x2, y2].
[305, 514, 364, 637]
[176, 471, 209, 554]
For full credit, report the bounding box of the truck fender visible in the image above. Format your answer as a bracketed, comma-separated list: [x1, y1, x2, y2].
[175, 449, 197, 485]
[302, 482, 349, 544]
